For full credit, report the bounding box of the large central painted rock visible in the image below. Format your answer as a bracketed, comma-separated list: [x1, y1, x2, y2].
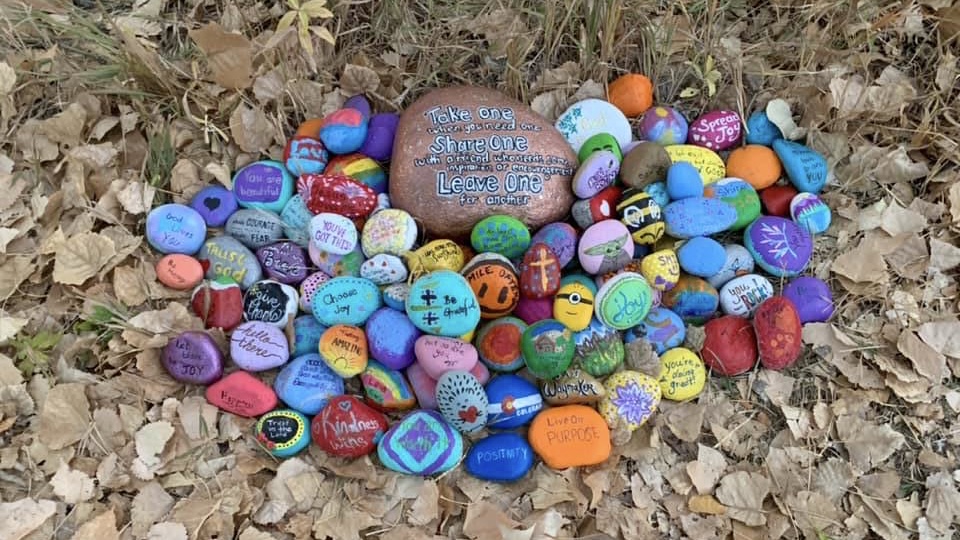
[390, 86, 578, 240]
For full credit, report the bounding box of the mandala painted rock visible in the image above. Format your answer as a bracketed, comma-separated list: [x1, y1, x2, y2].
[527, 404, 612, 469]
[377, 409, 464, 475]
[406, 270, 481, 337]
[435, 370, 488, 433]
[598, 370, 661, 432]
[744, 216, 813, 277]
[475, 317, 526, 372]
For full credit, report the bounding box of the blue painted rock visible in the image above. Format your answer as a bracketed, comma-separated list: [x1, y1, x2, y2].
[360, 254, 408, 285]
[279, 195, 313, 247]
[530, 222, 578, 268]
[302, 173, 378, 219]
[377, 409, 464, 475]
[256, 242, 308, 285]
[484, 374, 542, 429]
[311, 395, 388, 458]
[205, 371, 277, 417]
[196, 236, 262, 289]
[360, 112, 399, 162]
[383, 283, 409, 311]
[661, 275, 720, 323]
[283, 135, 328, 176]
[470, 215, 531, 260]
[719, 273, 775, 317]
[312, 276, 382, 326]
[326, 153, 388, 195]
[617, 189, 665, 245]
[745, 111, 783, 146]
[191, 277, 244, 330]
[783, 276, 835, 323]
[298, 272, 329, 313]
[465, 432, 534, 483]
[707, 178, 761, 230]
[677, 236, 726, 278]
[292, 315, 325, 357]
[574, 318, 624, 377]
[406, 270, 481, 337]
[242, 280, 299, 327]
[578, 220, 634, 275]
[598, 370, 661, 431]
[572, 150, 619, 199]
[435, 370, 488, 433]
[361, 360, 417, 411]
[461, 254, 521, 320]
[360, 209, 418, 257]
[225, 208, 285, 249]
[644, 181, 670, 208]
[556, 98, 632, 153]
[790, 192, 831, 235]
[519, 243, 562, 299]
[571, 185, 622, 229]
[773, 139, 828, 194]
[475, 317, 526, 372]
[707, 244, 755, 289]
[687, 110, 741, 151]
[162, 331, 223, 385]
[232, 160, 294, 213]
[638, 106, 688, 145]
[189, 185, 238, 228]
[308, 243, 365, 278]
[254, 409, 310, 458]
[666, 162, 704, 200]
[521, 319, 575, 379]
[319, 108, 368, 155]
[146, 203, 207, 255]
[744, 216, 813, 277]
[230, 321, 289, 371]
[624, 306, 685, 354]
[310, 212, 358, 256]
[274, 353, 344, 415]
[366, 307, 421, 370]
[539, 367, 605, 405]
[594, 272, 652, 330]
[664, 197, 738, 239]
[415, 335, 478, 379]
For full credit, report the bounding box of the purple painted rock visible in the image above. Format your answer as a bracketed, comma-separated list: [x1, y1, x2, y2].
[344, 94, 372, 119]
[205, 371, 277, 417]
[377, 409, 464, 475]
[572, 150, 619, 199]
[256, 242, 308, 285]
[530, 222, 578, 268]
[406, 362, 440, 409]
[162, 331, 224, 385]
[783, 276, 834, 323]
[513, 296, 553, 325]
[744, 216, 813, 277]
[415, 335, 479, 379]
[232, 160, 294, 214]
[145, 204, 207, 255]
[687, 110, 742, 151]
[190, 185, 238, 228]
[360, 112, 399, 162]
[577, 220, 634, 275]
[229, 321, 290, 371]
[638, 106, 688, 145]
[366, 307, 422, 370]
[519, 243, 562, 299]
[299, 271, 330, 313]
[284, 136, 329, 176]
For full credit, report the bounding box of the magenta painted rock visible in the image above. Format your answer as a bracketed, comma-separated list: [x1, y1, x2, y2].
[687, 110, 742, 151]
[577, 220, 634, 275]
[205, 371, 278, 417]
[415, 335, 479, 379]
[513, 296, 553, 325]
[572, 150, 619, 199]
[753, 296, 803, 370]
[301, 173, 378, 218]
[256, 241, 308, 285]
[229, 321, 290, 371]
[530, 222, 578, 268]
[311, 395, 389, 458]
[783, 276, 834, 323]
[519, 243, 562, 299]
[162, 331, 223, 385]
[406, 362, 440, 409]
[638, 106, 689, 145]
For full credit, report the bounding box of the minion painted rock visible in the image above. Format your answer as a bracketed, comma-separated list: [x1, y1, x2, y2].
[553, 275, 597, 332]
[616, 188, 665, 245]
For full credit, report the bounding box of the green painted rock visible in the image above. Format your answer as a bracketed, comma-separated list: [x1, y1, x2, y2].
[594, 272, 652, 330]
[573, 318, 624, 377]
[470, 215, 531, 260]
[578, 133, 622, 163]
[709, 178, 761, 230]
[521, 319, 575, 379]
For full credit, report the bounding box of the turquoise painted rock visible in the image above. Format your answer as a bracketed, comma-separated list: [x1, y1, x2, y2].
[232, 160, 294, 213]
[145, 203, 207, 255]
[311, 276, 382, 326]
[406, 270, 481, 337]
[254, 409, 310, 458]
[383, 283, 409, 311]
[744, 216, 813, 277]
[664, 196, 738, 239]
[196, 235, 262, 289]
[773, 139, 828, 194]
[292, 315, 325, 357]
[790, 192, 832, 235]
[745, 111, 783, 146]
[465, 432, 534, 483]
[377, 409, 464, 475]
[470, 215, 531, 260]
[274, 353, 344, 415]
[594, 272, 652, 330]
[644, 181, 670, 208]
[708, 178, 761, 230]
[280, 195, 314, 247]
[574, 318, 624, 377]
[624, 306, 686, 354]
[521, 319, 575, 379]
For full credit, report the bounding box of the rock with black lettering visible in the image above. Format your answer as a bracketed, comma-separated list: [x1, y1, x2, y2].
[389, 86, 578, 240]
[274, 353, 344, 415]
[225, 209, 286, 249]
[539, 367, 605, 405]
[229, 321, 290, 372]
[206, 371, 277, 417]
[162, 331, 224, 385]
[243, 280, 299, 328]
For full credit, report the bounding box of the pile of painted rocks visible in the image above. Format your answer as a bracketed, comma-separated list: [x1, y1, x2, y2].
[145, 73, 834, 482]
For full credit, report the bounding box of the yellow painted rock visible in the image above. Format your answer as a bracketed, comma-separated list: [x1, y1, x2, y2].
[598, 370, 661, 431]
[664, 144, 725, 185]
[553, 280, 595, 332]
[413, 240, 465, 273]
[640, 249, 680, 291]
[658, 347, 707, 401]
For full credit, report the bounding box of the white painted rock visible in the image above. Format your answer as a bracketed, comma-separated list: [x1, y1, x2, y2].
[719, 274, 774, 317]
[309, 213, 358, 255]
[555, 99, 632, 154]
[360, 254, 408, 285]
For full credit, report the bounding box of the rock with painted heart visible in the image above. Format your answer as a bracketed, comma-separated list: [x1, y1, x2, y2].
[470, 215, 531, 260]
[598, 370, 661, 432]
[701, 315, 757, 376]
[232, 160, 294, 214]
[539, 367, 605, 405]
[640, 249, 680, 292]
[190, 185, 238, 228]
[461, 254, 520, 320]
[435, 370, 488, 433]
[312, 276, 382, 326]
[361, 360, 417, 411]
[623, 306, 686, 354]
[519, 243, 562, 299]
[616, 189, 665, 245]
[360, 253, 408, 285]
[782, 276, 834, 323]
[744, 216, 813, 277]
[474, 317, 526, 372]
[573, 318, 624, 377]
[162, 331, 224, 385]
[405, 270, 481, 337]
[773, 139, 828, 194]
[577, 220, 634, 275]
[572, 150, 619, 199]
[521, 319, 575, 379]
[301, 173, 378, 219]
[390, 86, 577, 240]
[230, 321, 289, 372]
[197, 235, 262, 289]
[377, 409, 464, 476]
[484, 374, 542, 429]
[256, 241, 308, 285]
[530, 222, 578, 268]
[594, 272, 652, 330]
[242, 280, 299, 328]
[254, 409, 310, 458]
[205, 371, 277, 417]
[319, 325, 368, 377]
[365, 307, 421, 370]
[658, 347, 706, 401]
[311, 395, 389, 458]
[719, 273, 775, 317]
[274, 353, 344, 415]
[191, 277, 244, 331]
[638, 105, 688, 145]
[687, 110, 741, 151]
[465, 432, 535, 483]
[754, 296, 803, 370]
[664, 145, 726, 184]
[145, 203, 207, 255]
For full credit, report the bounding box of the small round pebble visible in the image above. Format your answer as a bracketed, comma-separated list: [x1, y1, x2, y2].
[190, 185, 238, 227]
[638, 106, 688, 145]
[156, 254, 204, 290]
[676, 236, 726, 278]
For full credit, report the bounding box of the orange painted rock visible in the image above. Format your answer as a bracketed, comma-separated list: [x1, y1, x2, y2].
[462, 254, 520, 320]
[725, 145, 783, 190]
[295, 117, 325, 138]
[607, 73, 654, 117]
[753, 296, 802, 370]
[702, 315, 758, 376]
[319, 325, 369, 377]
[519, 243, 562, 299]
[527, 404, 611, 469]
[157, 254, 204, 290]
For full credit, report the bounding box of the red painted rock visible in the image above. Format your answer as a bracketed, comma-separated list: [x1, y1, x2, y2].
[753, 296, 803, 370]
[701, 315, 758, 376]
[571, 185, 622, 229]
[759, 184, 798, 217]
[519, 243, 562, 299]
[301, 173, 378, 218]
[205, 371, 278, 417]
[311, 395, 389, 458]
[190, 277, 243, 331]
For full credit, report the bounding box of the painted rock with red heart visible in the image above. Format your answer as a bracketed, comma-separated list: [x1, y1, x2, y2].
[435, 370, 488, 434]
[311, 395, 389, 458]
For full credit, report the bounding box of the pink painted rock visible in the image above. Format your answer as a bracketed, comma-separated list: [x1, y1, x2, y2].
[415, 335, 479, 379]
[205, 371, 278, 417]
[519, 243, 562, 299]
[301, 173, 377, 219]
[687, 110, 742, 151]
[471, 361, 491, 384]
[577, 220, 634, 275]
[406, 362, 439, 409]
[311, 395, 389, 458]
[754, 296, 802, 370]
[190, 278, 243, 331]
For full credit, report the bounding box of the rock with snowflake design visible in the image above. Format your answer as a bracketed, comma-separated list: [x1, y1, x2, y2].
[597, 370, 661, 432]
[743, 216, 812, 277]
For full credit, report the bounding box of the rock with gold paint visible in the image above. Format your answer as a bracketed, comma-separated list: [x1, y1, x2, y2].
[664, 144, 725, 184]
[658, 347, 706, 401]
[519, 243, 562, 299]
[640, 249, 680, 291]
[360, 359, 417, 412]
[553, 275, 597, 332]
[319, 324, 369, 377]
[461, 253, 520, 319]
[616, 188, 665, 245]
[598, 370, 661, 431]
[540, 367, 605, 405]
[361, 209, 418, 257]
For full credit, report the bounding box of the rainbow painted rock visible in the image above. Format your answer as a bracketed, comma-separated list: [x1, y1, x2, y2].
[361, 360, 417, 411]
[326, 153, 387, 194]
[377, 409, 464, 475]
[598, 370, 661, 431]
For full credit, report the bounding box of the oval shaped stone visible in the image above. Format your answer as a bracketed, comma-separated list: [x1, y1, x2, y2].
[312, 276, 382, 326]
[578, 132, 623, 163]
[661, 275, 719, 324]
[405, 362, 439, 409]
[435, 370, 488, 433]
[470, 215, 531, 260]
[360, 253, 408, 285]
[311, 395, 388, 458]
[465, 432, 535, 483]
[658, 347, 706, 401]
[415, 335, 478, 379]
[361, 360, 417, 411]
[773, 139, 828, 194]
[274, 353, 344, 415]
[578, 220, 634, 275]
[760, 184, 799, 217]
[365, 307, 421, 370]
[301, 173, 378, 218]
[255, 241, 308, 285]
[279, 194, 313, 247]
[666, 162, 704, 200]
[521, 319, 575, 379]
[719, 274, 775, 317]
[462, 254, 520, 320]
[156, 254, 204, 290]
[225, 208, 286, 249]
[687, 110, 742, 151]
[298, 271, 330, 313]
[702, 315, 757, 376]
[707, 244, 755, 289]
[557, 98, 632, 153]
[310, 213, 358, 255]
[744, 216, 813, 277]
[620, 142, 671, 189]
[598, 370, 661, 431]
[540, 367, 605, 405]
[243, 280, 299, 327]
[573, 318, 624, 377]
[319, 325, 368, 377]
[206, 371, 277, 417]
[283, 135, 328, 176]
[617, 188, 665, 245]
[309, 243, 365, 278]
[162, 331, 223, 385]
[530, 222, 578, 268]
[790, 192, 832, 235]
[484, 374, 542, 429]
[292, 314, 325, 357]
[664, 196, 738, 239]
[572, 150, 619, 199]
[197, 235, 263, 289]
[725, 145, 782, 190]
[475, 317, 526, 372]
[783, 276, 834, 324]
[664, 144, 725, 184]
[407, 240, 466, 276]
[638, 105, 688, 145]
[361, 209, 418, 257]
[677, 236, 726, 278]
[360, 112, 399, 162]
[624, 306, 685, 354]
[640, 249, 680, 291]
[406, 270, 481, 337]
[232, 160, 294, 213]
[528, 404, 611, 469]
[754, 296, 803, 370]
[190, 185, 238, 228]
[553, 277, 596, 332]
[377, 409, 464, 475]
[319, 107, 368, 155]
[191, 277, 244, 330]
[254, 409, 310, 458]
[706, 178, 761, 231]
[595, 272, 652, 330]
[146, 203, 207, 255]
[390, 86, 578, 240]
[519, 243, 561, 299]
[230, 321, 289, 372]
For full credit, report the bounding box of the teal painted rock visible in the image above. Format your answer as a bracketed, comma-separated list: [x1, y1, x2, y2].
[406, 270, 481, 337]
[773, 139, 828, 194]
[233, 160, 294, 213]
[470, 215, 531, 260]
[594, 272, 652, 330]
[708, 178, 761, 230]
[521, 319, 575, 379]
[280, 195, 313, 247]
[663, 197, 738, 239]
[465, 432, 534, 483]
[574, 318, 624, 377]
[790, 192, 832, 235]
[254, 409, 310, 458]
[377, 409, 464, 475]
[311, 276, 382, 326]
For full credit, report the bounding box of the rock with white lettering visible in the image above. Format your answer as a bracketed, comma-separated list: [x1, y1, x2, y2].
[389, 86, 578, 240]
[311, 395, 389, 458]
[465, 432, 535, 482]
[197, 236, 263, 290]
[242, 280, 299, 328]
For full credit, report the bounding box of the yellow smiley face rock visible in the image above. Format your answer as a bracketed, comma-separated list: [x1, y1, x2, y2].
[553, 279, 596, 332]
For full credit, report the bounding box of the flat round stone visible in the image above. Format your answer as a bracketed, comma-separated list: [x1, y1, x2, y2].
[254, 409, 310, 458]
[146, 203, 207, 255]
[190, 185, 238, 228]
[232, 160, 294, 213]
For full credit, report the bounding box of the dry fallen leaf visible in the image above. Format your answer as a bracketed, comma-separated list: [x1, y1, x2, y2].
[70, 508, 120, 540]
[881, 201, 928, 236]
[928, 238, 960, 271]
[463, 501, 533, 540]
[340, 64, 380, 97]
[189, 22, 253, 89]
[924, 472, 960, 534]
[688, 494, 727, 515]
[918, 319, 960, 359]
[785, 491, 845, 537]
[836, 415, 906, 473]
[131, 481, 175, 537]
[131, 420, 174, 480]
[53, 232, 117, 285]
[51, 460, 96, 503]
[897, 330, 948, 383]
[0, 498, 57, 540]
[229, 104, 275, 153]
[38, 382, 92, 449]
[116, 181, 156, 215]
[687, 444, 727, 494]
[831, 237, 889, 284]
[715, 471, 772, 526]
